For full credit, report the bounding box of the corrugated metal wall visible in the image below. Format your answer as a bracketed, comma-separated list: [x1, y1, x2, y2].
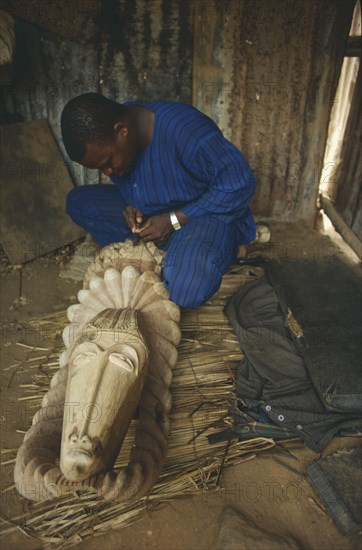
[2, 17, 99, 185]
[2, 0, 193, 185]
[99, 0, 192, 102]
[1, 0, 355, 225]
[193, 0, 355, 223]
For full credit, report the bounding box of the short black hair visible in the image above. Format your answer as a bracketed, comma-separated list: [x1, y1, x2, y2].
[60, 93, 128, 162]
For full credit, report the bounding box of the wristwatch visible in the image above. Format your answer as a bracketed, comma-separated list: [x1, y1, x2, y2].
[169, 211, 181, 231]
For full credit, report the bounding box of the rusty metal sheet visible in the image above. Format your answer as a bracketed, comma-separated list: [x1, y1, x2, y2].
[1, 18, 100, 185]
[1, 0, 98, 44]
[193, 0, 355, 224]
[2, 1, 193, 186]
[99, 0, 193, 103]
[0, 119, 84, 264]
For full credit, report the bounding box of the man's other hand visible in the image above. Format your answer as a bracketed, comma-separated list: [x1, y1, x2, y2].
[138, 213, 174, 245]
[124, 205, 144, 232]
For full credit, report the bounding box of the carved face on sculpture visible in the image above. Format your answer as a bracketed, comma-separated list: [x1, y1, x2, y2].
[60, 309, 148, 482]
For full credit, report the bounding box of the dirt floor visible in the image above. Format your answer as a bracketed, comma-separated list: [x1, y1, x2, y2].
[0, 221, 361, 550]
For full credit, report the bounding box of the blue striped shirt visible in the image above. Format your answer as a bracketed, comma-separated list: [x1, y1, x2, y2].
[110, 101, 256, 244]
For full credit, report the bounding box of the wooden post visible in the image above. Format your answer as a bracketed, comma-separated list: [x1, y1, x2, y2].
[320, 194, 362, 260]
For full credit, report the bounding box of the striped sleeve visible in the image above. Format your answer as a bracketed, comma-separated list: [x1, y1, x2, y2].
[179, 132, 256, 224]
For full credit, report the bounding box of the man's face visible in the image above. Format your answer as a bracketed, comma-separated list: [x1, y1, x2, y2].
[81, 123, 138, 177]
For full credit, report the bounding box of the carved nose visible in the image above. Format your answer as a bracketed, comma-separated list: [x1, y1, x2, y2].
[80, 434, 91, 445]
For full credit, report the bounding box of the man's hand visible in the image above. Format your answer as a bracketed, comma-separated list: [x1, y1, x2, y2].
[138, 213, 174, 245]
[123, 205, 144, 232]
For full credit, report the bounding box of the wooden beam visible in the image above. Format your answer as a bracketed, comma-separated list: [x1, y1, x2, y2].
[319, 194, 362, 260]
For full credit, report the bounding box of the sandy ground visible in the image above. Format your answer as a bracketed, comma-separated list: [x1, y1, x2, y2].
[0, 221, 361, 550]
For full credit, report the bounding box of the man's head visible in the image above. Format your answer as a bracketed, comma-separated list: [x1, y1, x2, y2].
[61, 93, 139, 177]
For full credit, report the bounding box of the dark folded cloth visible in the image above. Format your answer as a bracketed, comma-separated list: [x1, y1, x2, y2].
[224, 271, 361, 452]
[266, 258, 362, 413]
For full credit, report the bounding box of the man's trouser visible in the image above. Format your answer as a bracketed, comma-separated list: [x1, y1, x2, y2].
[66, 184, 240, 308]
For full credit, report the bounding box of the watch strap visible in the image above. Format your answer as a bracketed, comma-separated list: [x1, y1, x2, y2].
[169, 211, 181, 230]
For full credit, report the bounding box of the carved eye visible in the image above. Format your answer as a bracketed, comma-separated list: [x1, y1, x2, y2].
[108, 353, 135, 372]
[73, 351, 97, 366]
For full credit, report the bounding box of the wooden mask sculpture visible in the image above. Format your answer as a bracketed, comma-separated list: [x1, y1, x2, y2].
[60, 308, 149, 482]
[14, 242, 181, 502]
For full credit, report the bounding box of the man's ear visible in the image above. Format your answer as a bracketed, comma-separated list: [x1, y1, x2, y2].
[114, 121, 129, 137]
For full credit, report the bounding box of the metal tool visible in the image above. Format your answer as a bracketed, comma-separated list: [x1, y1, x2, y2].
[237, 256, 268, 266]
[133, 216, 143, 246]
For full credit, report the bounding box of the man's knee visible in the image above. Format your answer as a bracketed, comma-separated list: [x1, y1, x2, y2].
[165, 269, 222, 308]
[66, 186, 80, 216]
[66, 186, 90, 223]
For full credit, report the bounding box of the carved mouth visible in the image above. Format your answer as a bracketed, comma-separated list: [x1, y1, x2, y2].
[69, 448, 92, 458]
